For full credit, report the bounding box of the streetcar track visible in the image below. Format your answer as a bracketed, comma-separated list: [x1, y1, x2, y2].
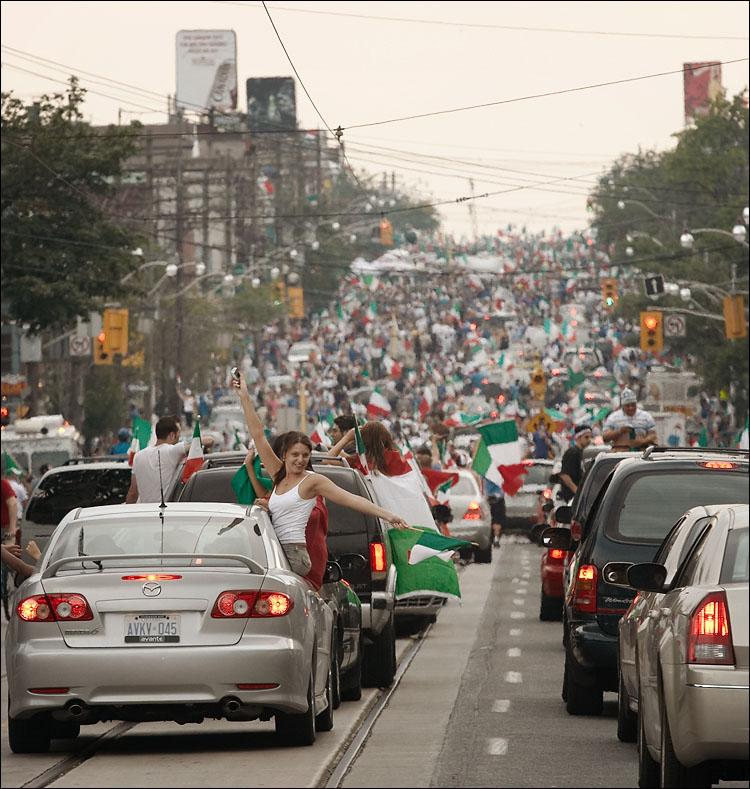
[21, 722, 135, 789]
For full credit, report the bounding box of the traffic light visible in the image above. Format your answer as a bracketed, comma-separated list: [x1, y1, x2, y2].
[723, 295, 748, 340]
[93, 329, 112, 365]
[379, 218, 393, 246]
[601, 278, 618, 310]
[640, 311, 664, 353]
[102, 308, 129, 358]
[287, 286, 304, 319]
[1, 406, 10, 427]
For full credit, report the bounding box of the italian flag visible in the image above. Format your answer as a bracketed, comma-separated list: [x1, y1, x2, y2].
[354, 421, 370, 477]
[421, 468, 459, 496]
[418, 386, 433, 419]
[471, 420, 527, 495]
[382, 354, 402, 379]
[388, 529, 462, 601]
[310, 420, 332, 449]
[444, 411, 481, 428]
[180, 422, 204, 483]
[127, 436, 140, 466]
[367, 389, 391, 418]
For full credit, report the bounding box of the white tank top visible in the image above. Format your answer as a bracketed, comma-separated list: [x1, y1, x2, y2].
[268, 473, 316, 544]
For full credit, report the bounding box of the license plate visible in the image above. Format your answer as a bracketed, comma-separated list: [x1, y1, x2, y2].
[124, 614, 180, 644]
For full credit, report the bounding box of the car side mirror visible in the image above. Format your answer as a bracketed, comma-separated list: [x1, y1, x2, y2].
[335, 553, 368, 571]
[323, 561, 343, 583]
[554, 506, 572, 524]
[540, 527, 573, 551]
[602, 561, 634, 587]
[626, 563, 668, 593]
[529, 522, 548, 545]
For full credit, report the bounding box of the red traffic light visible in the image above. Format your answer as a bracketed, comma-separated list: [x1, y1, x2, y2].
[643, 316, 659, 331]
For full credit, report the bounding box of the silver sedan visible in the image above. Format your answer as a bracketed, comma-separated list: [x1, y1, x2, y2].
[6, 502, 335, 752]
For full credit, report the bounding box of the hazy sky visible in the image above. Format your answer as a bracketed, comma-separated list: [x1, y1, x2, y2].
[2, 1, 748, 239]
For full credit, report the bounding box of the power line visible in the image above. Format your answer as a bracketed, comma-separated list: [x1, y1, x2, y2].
[215, 2, 750, 41]
[340, 58, 749, 131]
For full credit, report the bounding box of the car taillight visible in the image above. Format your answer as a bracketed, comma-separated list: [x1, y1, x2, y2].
[688, 592, 734, 665]
[211, 590, 294, 618]
[17, 594, 93, 622]
[699, 461, 737, 470]
[542, 488, 553, 500]
[549, 549, 566, 561]
[463, 501, 482, 520]
[370, 542, 387, 573]
[572, 564, 598, 613]
[121, 574, 182, 581]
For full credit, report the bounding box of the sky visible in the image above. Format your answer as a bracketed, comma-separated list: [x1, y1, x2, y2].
[2, 1, 748, 240]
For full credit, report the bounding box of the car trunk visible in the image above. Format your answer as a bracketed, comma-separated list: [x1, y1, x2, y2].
[40, 568, 267, 648]
[596, 577, 637, 636]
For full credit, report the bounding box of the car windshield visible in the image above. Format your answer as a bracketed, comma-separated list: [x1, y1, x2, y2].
[451, 475, 478, 496]
[523, 465, 552, 486]
[25, 468, 132, 525]
[47, 513, 267, 569]
[614, 471, 749, 542]
[720, 527, 749, 584]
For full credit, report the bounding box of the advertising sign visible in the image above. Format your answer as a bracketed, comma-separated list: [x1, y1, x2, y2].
[176, 30, 237, 112]
[246, 77, 297, 131]
[683, 62, 722, 124]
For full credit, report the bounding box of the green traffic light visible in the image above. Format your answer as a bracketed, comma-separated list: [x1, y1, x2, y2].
[606, 297, 615, 306]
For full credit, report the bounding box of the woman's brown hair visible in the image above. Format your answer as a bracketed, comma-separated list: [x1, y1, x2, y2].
[360, 421, 396, 474]
[272, 431, 314, 487]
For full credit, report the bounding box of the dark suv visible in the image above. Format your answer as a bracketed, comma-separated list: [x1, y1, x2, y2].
[177, 453, 397, 690]
[544, 447, 749, 716]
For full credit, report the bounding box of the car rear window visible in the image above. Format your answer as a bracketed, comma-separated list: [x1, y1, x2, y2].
[721, 527, 749, 584]
[25, 468, 132, 525]
[452, 475, 478, 496]
[612, 471, 749, 543]
[48, 513, 268, 569]
[523, 465, 552, 486]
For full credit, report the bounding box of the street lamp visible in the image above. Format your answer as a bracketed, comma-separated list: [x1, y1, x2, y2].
[743, 206, 749, 225]
[681, 227, 749, 249]
[732, 224, 747, 244]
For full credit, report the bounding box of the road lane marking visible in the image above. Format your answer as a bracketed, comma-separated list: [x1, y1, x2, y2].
[511, 577, 520, 583]
[507, 647, 521, 657]
[510, 611, 526, 619]
[504, 671, 523, 683]
[515, 588, 527, 594]
[513, 598, 525, 606]
[520, 579, 528, 585]
[493, 699, 511, 713]
[509, 628, 522, 637]
[487, 737, 509, 755]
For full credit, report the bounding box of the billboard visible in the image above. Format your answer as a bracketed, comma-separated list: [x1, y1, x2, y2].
[683, 62, 722, 124]
[176, 30, 237, 112]
[246, 77, 297, 131]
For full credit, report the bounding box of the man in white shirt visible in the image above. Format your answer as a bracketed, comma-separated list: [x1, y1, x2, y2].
[125, 415, 213, 504]
[603, 388, 657, 450]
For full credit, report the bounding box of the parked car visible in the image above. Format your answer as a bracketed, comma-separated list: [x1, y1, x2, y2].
[445, 469, 492, 564]
[6, 502, 335, 752]
[618, 503, 748, 788]
[504, 459, 554, 535]
[20, 460, 131, 558]
[543, 447, 749, 716]
[178, 453, 394, 690]
[611, 504, 731, 744]
[538, 452, 632, 622]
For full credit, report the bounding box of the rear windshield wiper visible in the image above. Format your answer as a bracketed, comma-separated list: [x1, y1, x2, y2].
[77, 527, 102, 571]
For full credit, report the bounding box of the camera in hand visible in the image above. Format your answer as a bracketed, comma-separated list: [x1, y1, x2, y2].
[231, 367, 241, 382]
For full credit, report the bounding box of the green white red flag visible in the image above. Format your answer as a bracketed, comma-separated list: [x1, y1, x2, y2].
[471, 420, 527, 495]
[181, 422, 204, 483]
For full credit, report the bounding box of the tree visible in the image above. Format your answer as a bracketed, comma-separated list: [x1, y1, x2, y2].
[1, 79, 142, 332]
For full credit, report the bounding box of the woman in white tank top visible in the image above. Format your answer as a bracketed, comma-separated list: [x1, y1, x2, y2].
[233, 375, 409, 576]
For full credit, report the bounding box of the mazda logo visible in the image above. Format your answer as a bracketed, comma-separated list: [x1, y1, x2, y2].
[142, 582, 162, 597]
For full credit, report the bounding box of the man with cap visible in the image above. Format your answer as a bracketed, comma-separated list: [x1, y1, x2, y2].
[558, 425, 593, 502]
[602, 388, 657, 450]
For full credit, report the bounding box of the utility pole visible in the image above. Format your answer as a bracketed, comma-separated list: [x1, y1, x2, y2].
[315, 129, 322, 203]
[468, 179, 479, 243]
[175, 140, 185, 386]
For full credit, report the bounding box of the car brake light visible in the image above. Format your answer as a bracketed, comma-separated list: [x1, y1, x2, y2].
[121, 574, 183, 581]
[572, 564, 598, 613]
[211, 590, 258, 618]
[252, 592, 293, 617]
[17, 594, 93, 622]
[688, 592, 734, 665]
[463, 501, 482, 520]
[370, 542, 387, 573]
[542, 488, 553, 499]
[699, 461, 737, 470]
[549, 549, 565, 560]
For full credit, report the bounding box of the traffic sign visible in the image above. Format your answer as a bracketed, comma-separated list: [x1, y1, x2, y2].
[69, 336, 92, 357]
[664, 314, 686, 338]
[643, 274, 665, 297]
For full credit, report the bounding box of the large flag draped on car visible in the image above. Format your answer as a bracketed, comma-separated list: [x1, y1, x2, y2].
[471, 420, 527, 495]
[180, 422, 204, 483]
[388, 528, 462, 601]
[231, 455, 273, 506]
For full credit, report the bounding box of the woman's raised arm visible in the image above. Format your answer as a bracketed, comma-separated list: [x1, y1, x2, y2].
[232, 375, 281, 477]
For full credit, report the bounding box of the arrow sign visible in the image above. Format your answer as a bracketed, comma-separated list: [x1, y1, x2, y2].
[644, 274, 665, 297]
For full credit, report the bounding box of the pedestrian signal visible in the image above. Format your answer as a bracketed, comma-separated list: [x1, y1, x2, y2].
[601, 278, 618, 310]
[723, 295, 747, 340]
[640, 311, 663, 353]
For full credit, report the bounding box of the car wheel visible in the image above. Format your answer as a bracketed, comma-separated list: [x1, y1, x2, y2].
[275, 672, 316, 746]
[564, 646, 603, 716]
[539, 590, 562, 621]
[340, 635, 363, 702]
[637, 697, 659, 788]
[8, 711, 52, 753]
[363, 616, 396, 688]
[473, 542, 492, 564]
[616, 662, 637, 743]
[315, 662, 335, 733]
[660, 694, 710, 788]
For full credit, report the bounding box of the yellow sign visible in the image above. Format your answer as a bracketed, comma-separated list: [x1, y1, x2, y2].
[287, 286, 304, 319]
